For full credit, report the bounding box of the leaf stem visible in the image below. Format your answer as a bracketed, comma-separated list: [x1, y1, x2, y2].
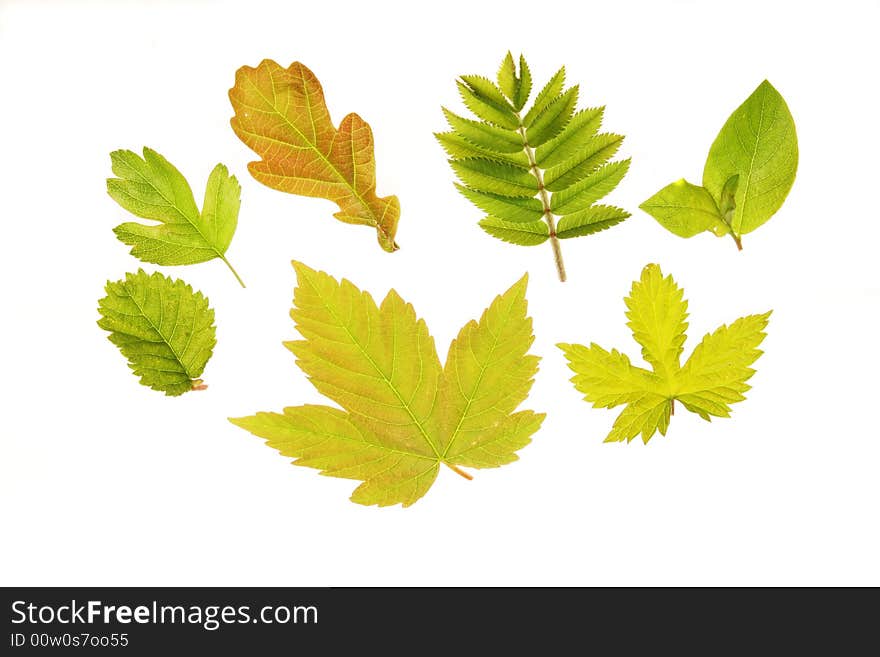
[446, 463, 473, 480]
[220, 255, 246, 288]
[516, 115, 567, 282]
[731, 233, 743, 251]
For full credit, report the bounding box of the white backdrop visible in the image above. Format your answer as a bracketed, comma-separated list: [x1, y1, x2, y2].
[1, 0, 877, 586]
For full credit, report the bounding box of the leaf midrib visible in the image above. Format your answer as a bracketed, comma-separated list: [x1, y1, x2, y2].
[736, 86, 768, 234]
[121, 283, 197, 380]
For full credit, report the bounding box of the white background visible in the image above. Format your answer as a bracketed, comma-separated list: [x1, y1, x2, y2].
[1, 0, 878, 586]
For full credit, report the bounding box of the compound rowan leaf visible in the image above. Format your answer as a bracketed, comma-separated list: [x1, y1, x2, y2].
[107, 147, 245, 287]
[229, 60, 400, 252]
[97, 270, 216, 396]
[558, 264, 770, 444]
[231, 262, 544, 507]
[438, 54, 631, 282]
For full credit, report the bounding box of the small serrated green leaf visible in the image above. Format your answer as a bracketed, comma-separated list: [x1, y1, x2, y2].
[479, 217, 549, 245]
[450, 158, 537, 197]
[544, 133, 624, 191]
[442, 108, 522, 152]
[435, 132, 529, 167]
[457, 80, 519, 129]
[535, 107, 603, 167]
[526, 86, 579, 147]
[551, 159, 630, 215]
[523, 67, 565, 126]
[556, 205, 630, 239]
[97, 270, 216, 396]
[456, 184, 545, 223]
[497, 52, 517, 100]
[514, 55, 532, 111]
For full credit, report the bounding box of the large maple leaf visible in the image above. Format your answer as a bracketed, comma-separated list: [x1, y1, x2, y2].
[231, 262, 544, 507]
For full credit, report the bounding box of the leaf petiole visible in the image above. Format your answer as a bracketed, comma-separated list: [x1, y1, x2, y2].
[220, 255, 246, 288]
[446, 463, 474, 480]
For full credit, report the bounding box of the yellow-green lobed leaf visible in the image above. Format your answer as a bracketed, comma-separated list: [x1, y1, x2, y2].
[231, 263, 544, 507]
[558, 264, 770, 443]
[107, 148, 245, 287]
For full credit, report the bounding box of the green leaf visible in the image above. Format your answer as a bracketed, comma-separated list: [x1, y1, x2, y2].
[456, 184, 545, 223]
[442, 108, 522, 152]
[435, 132, 529, 167]
[544, 133, 624, 191]
[677, 312, 772, 419]
[440, 55, 631, 279]
[535, 107, 603, 167]
[551, 159, 630, 215]
[623, 263, 688, 381]
[639, 179, 729, 238]
[526, 86, 579, 147]
[450, 158, 537, 197]
[514, 55, 532, 111]
[231, 263, 544, 507]
[558, 263, 770, 443]
[497, 53, 533, 112]
[703, 80, 798, 235]
[457, 80, 519, 129]
[556, 205, 630, 239]
[479, 217, 549, 246]
[108, 148, 245, 287]
[497, 52, 517, 99]
[97, 270, 216, 396]
[523, 67, 565, 126]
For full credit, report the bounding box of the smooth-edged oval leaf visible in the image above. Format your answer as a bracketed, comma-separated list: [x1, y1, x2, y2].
[535, 107, 603, 167]
[435, 132, 530, 167]
[97, 270, 216, 396]
[455, 184, 545, 223]
[526, 86, 579, 147]
[479, 217, 549, 245]
[442, 108, 522, 152]
[229, 60, 400, 252]
[108, 148, 244, 286]
[523, 67, 565, 126]
[231, 263, 544, 507]
[457, 80, 519, 129]
[544, 133, 624, 191]
[551, 159, 631, 215]
[702, 80, 798, 235]
[450, 158, 537, 198]
[556, 205, 630, 239]
[639, 179, 728, 238]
